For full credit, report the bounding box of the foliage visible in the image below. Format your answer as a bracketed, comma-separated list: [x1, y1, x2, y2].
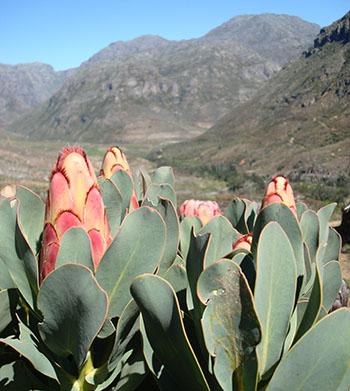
[0, 146, 347, 390]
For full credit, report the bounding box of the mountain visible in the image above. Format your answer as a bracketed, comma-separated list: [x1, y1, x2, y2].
[158, 11, 350, 187]
[8, 14, 319, 142]
[0, 62, 72, 129]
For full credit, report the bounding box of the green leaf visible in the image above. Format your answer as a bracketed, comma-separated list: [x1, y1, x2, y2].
[0, 199, 36, 309]
[162, 258, 187, 293]
[316, 203, 336, 264]
[15, 220, 39, 299]
[0, 289, 17, 333]
[225, 198, 258, 234]
[15, 189, 42, 297]
[139, 168, 152, 198]
[296, 202, 308, 220]
[96, 207, 165, 318]
[152, 166, 175, 188]
[294, 263, 322, 342]
[0, 321, 58, 380]
[319, 260, 342, 317]
[321, 228, 341, 265]
[317, 203, 336, 245]
[303, 244, 312, 286]
[113, 348, 146, 391]
[144, 198, 179, 274]
[300, 210, 319, 263]
[16, 186, 45, 256]
[0, 257, 15, 290]
[97, 319, 115, 339]
[109, 300, 140, 371]
[253, 203, 304, 277]
[225, 197, 248, 233]
[254, 222, 297, 375]
[267, 309, 350, 391]
[55, 227, 94, 271]
[144, 183, 177, 207]
[132, 171, 143, 202]
[0, 360, 50, 390]
[186, 230, 210, 316]
[37, 264, 108, 368]
[179, 216, 202, 260]
[110, 170, 134, 218]
[197, 259, 261, 389]
[234, 352, 258, 391]
[98, 178, 123, 236]
[199, 216, 240, 267]
[283, 308, 298, 353]
[131, 274, 210, 390]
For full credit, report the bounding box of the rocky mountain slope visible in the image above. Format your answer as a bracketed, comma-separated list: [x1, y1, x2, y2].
[8, 14, 319, 142]
[0, 63, 71, 129]
[159, 11, 350, 187]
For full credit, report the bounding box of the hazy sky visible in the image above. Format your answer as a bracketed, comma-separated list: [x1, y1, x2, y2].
[1, 1, 349, 70]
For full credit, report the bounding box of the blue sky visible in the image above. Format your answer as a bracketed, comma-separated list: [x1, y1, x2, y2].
[1, 1, 349, 70]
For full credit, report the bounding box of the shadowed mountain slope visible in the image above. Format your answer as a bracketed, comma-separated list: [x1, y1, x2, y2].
[158, 11, 350, 184]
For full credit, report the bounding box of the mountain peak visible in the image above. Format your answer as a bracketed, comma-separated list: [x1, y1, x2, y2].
[86, 34, 170, 64]
[203, 13, 319, 65]
[314, 11, 350, 48]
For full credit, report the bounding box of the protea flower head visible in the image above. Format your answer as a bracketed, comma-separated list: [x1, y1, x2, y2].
[261, 175, 297, 217]
[232, 233, 253, 252]
[40, 147, 112, 281]
[178, 199, 221, 225]
[100, 146, 130, 178]
[100, 146, 138, 210]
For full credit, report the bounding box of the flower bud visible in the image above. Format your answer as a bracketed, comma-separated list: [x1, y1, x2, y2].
[262, 175, 297, 216]
[232, 233, 253, 252]
[179, 199, 221, 225]
[100, 146, 138, 210]
[40, 147, 112, 281]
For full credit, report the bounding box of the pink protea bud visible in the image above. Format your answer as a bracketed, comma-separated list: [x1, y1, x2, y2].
[178, 199, 221, 225]
[261, 175, 297, 217]
[100, 146, 138, 211]
[232, 233, 253, 252]
[100, 146, 130, 178]
[40, 147, 112, 281]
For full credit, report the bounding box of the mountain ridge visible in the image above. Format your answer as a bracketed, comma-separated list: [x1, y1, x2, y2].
[0, 62, 70, 129]
[157, 11, 350, 189]
[7, 13, 319, 142]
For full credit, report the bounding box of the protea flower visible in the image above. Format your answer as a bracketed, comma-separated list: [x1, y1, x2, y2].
[100, 146, 130, 177]
[178, 199, 221, 225]
[40, 147, 112, 281]
[100, 146, 138, 210]
[232, 233, 253, 252]
[261, 175, 297, 217]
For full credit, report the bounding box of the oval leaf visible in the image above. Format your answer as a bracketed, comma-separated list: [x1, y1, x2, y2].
[197, 259, 261, 390]
[16, 186, 45, 256]
[253, 203, 304, 277]
[38, 264, 108, 368]
[55, 227, 94, 271]
[131, 274, 209, 390]
[199, 216, 240, 267]
[268, 309, 350, 390]
[254, 222, 297, 375]
[96, 207, 165, 318]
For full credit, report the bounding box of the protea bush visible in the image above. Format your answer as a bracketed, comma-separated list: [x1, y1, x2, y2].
[0, 144, 348, 390]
